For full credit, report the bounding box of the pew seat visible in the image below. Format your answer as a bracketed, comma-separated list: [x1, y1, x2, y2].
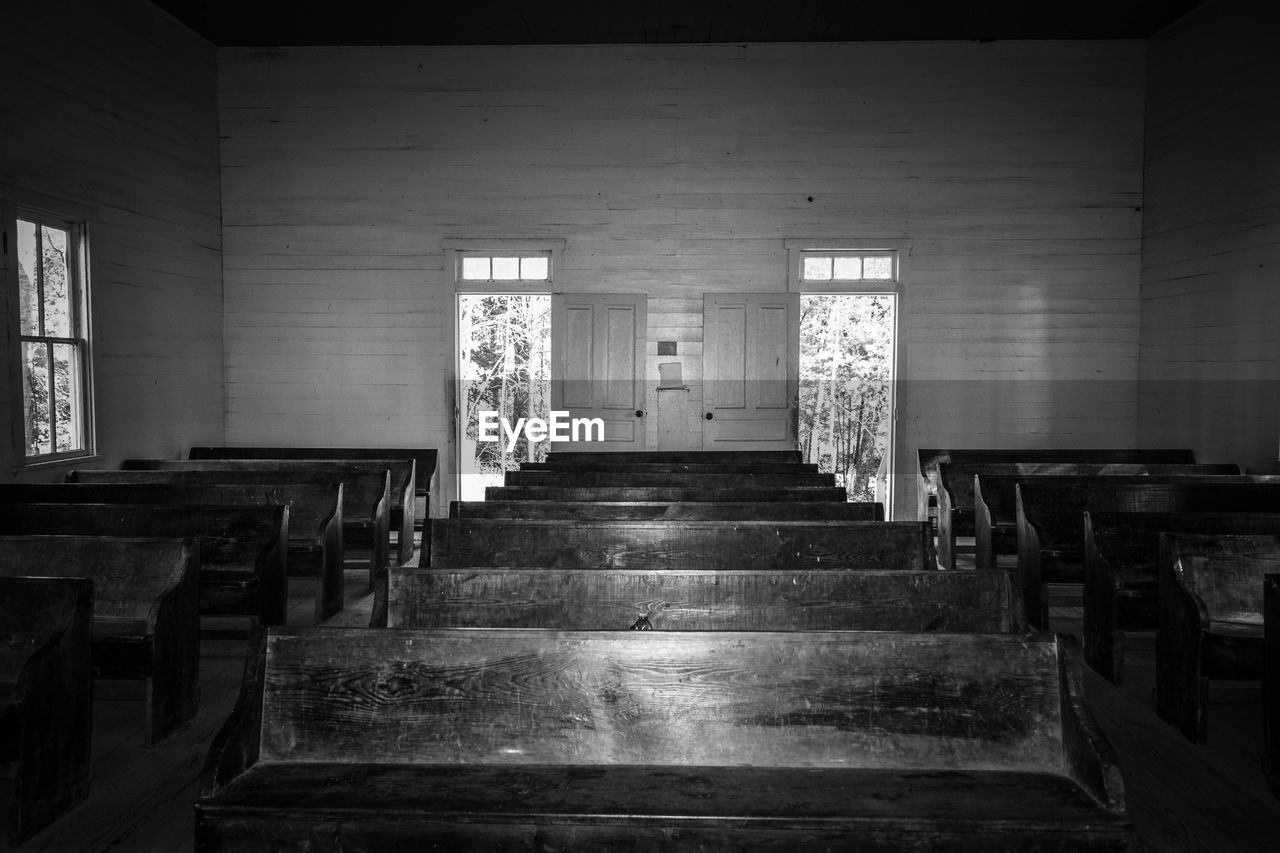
[0, 577, 93, 845]
[450, 499, 885, 521]
[196, 627, 1131, 852]
[1156, 533, 1280, 744]
[0, 535, 200, 745]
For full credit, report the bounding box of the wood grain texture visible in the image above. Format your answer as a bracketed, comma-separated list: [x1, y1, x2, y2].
[196, 627, 1130, 850]
[450, 499, 884, 521]
[2, 481, 346, 623]
[125, 458, 412, 563]
[1266, 574, 1280, 799]
[388, 568, 1014, 632]
[485, 485, 848, 502]
[1083, 511, 1280, 684]
[0, 503, 289, 626]
[1016, 478, 1280, 628]
[1156, 533, 1280, 745]
[0, 577, 93, 845]
[503, 470, 834, 488]
[429, 519, 933, 572]
[188, 446, 437, 531]
[0, 535, 200, 745]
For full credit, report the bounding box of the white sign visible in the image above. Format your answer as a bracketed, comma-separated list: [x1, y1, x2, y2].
[477, 410, 604, 452]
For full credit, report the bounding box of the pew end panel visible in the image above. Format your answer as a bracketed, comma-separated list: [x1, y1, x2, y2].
[0, 577, 93, 845]
[0, 535, 203, 745]
[1266, 573, 1280, 799]
[1156, 533, 1277, 745]
[196, 627, 1131, 851]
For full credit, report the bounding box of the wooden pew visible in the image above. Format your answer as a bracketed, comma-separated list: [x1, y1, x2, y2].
[541, 449, 804, 465]
[0, 502, 290, 628]
[196, 627, 1130, 851]
[1265, 573, 1280, 799]
[121, 458, 403, 566]
[973, 471, 1278, 572]
[0, 536, 200, 745]
[0, 577, 93, 846]
[1156, 533, 1279, 744]
[1083, 511, 1280, 684]
[937, 461, 1239, 569]
[519, 460, 821, 473]
[450, 499, 885, 521]
[2, 482, 344, 623]
[189, 445, 437, 532]
[72, 470, 366, 612]
[389, 567, 1016, 631]
[428, 519, 935, 572]
[917, 447, 1196, 531]
[1014, 477, 1280, 629]
[503, 469, 836, 488]
[486, 485, 848, 502]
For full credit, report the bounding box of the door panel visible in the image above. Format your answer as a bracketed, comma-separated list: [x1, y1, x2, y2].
[703, 293, 799, 450]
[551, 293, 647, 451]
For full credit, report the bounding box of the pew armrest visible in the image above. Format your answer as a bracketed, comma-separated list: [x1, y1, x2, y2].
[1057, 634, 1126, 813]
[202, 629, 266, 798]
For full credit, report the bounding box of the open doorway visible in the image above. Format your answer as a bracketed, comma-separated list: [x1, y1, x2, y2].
[456, 293, 551, 500]
[798, 293, 897, 510]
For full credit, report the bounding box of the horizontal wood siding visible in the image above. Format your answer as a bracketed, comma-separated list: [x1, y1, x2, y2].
[0, 0, 224, 478]
[1137, 0, 1280, 472]
[218, 41, 1146, 514]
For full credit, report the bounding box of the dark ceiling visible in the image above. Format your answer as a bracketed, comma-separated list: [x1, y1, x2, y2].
[148, 1, 1207, 47]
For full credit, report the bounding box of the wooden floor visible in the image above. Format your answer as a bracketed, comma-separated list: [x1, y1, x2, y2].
[8, 549, 1280, 852]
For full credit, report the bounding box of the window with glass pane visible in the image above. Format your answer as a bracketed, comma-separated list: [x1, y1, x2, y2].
[800, 251, 896, 283]
[16, 215, 90, 459]
[459, 253, 552, 282]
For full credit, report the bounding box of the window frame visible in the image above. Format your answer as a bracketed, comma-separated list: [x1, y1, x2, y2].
[4, 190, 98, 470]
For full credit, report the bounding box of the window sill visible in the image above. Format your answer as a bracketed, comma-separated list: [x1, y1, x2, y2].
[10, 453, 105, 477]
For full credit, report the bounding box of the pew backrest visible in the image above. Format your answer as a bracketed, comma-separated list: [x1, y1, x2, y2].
[540, 450, 803, 465]
[485, 485, 848, 502]
[0, 535, 198, 626]
[429, 519, 934, 571]
[1085, 511, 1280, 578]
[1160, 533, 1280, 624]
[449, 499, 885, 521]
[0, 576, 93, 684]
[388, 567, 1015, 631]
[251, 627, 1080, 775]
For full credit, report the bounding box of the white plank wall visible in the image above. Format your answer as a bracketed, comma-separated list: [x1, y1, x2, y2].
[1137, 0, 1280, 473]
[0, 0, 224, 478]
[218, 41, 1146, 514]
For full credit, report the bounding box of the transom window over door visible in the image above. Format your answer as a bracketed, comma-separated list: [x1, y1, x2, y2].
[8, 207, 95, 463]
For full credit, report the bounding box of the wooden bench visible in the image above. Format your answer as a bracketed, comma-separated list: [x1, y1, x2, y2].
[389, 567, 1015, 631]
[189, 445, 437, 532]
[503, 469, 836, 488]
[1014, 477, 1280, 629]
[917, 447, 1196, 527]
[1265, 573, 1280, 799]
[519, 460, 821, 473]
[0, 577, 93, 845]
[428, 519, 935, 572]
[6, 481, 344, 623]
[1083, 511, 1280, 684]
[542, 449, 805, 465]
[450, 499, 885, 521]
[72, 471, 358, 617]
[121, 458, 401, 567]
[937, 461, 1238, 569]
[0, 502, 290, 628]
[196, 627, 1130, 851]
[0, 535, 200, 745]
[486, 485, 848, 502]
[1156, 533, 1280, 745]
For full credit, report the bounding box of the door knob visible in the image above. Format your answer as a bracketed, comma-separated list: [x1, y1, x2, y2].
[635, 410, 644, 418]
[705, 412, 714, 420]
